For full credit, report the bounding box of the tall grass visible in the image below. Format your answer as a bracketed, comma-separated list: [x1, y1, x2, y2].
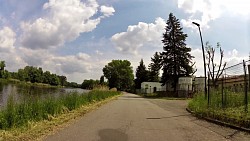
[188, 91, 250, 128]
[0, 90, 120, 130]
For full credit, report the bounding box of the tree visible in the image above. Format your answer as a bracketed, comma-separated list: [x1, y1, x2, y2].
[206, 42, 226, 87]
[81, 79, 99, 89]
[161, 13, 195, 92]
[50, 73, 60, 86]
[148, 52, 162, 82]
[0, 61, 5, 71]
[58, 75, 67, 86]
[103, 60, 134, 91]
[43, 71, 51, 84]
[0, 61, 6, 78]
[135, 59, 149, 89]
[100, 75, 105, 84]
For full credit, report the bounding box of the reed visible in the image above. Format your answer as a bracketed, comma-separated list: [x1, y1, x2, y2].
[0, 90, 120, 129]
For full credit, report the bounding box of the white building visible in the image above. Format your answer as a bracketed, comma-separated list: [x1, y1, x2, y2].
[178, 77, 193, 91]
[193, 77, 207, 92]
[141, 82, 166, 94]
[178, 77, 193, 97]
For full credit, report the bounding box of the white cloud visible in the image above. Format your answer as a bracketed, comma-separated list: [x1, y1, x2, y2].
[178, 0, 250, 29]
[20, 0, 115, 50]
[100, 5, 115, 17]
[0, 27, 16, 52]
[111, 17, 166, 54]
[76, 52, 91, 60]
[95, 50, 103, 55]
[18, 47, 92, 75]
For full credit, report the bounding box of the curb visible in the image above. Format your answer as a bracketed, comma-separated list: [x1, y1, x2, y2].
[186, 108, 250, 133]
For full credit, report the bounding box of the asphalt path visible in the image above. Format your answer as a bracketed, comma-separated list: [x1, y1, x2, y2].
[44, 92, 250, 141]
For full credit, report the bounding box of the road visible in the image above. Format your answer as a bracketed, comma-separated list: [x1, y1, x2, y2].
[44, 92, 250, 141]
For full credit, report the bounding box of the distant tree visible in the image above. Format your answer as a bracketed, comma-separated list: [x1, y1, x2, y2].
[0, 61, 5, 71]
[58, 75, 67, 86]
[135, 59, 149, 89]
[206, 42, 226, 87]
[148, 52, 162, 82]
[1, 70, 10, 79]
[23, 66, 43, 83]
[50, 74, 60, 86]
[81, 79, 99, 89]
[103, 60, 134, 91]
[100, 75, 105, 84]
[67, 82, 80, 88]
[43, 71, 51, 84]
[17, 69, 27, 81]
[161, 13, 195, 92]
[0, 61, 6, 78]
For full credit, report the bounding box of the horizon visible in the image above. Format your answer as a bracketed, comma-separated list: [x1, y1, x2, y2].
[0, 0, 249, 83]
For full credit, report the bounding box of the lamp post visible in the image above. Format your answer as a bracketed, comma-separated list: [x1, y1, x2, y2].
[192, 22, 207, 98]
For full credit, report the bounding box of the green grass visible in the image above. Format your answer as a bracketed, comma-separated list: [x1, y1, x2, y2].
[188, 91, 250, 128]
[0, 90, 120, 130]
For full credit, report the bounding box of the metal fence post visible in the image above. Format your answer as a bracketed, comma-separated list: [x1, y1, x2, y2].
[221, 75, 224, 108]
[243, 60, 248, 112]
[207, 72, 210, 107]
[248, 64, 250, 92]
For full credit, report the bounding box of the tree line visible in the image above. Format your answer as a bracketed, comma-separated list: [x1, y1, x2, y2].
[0, 62, 70, 87]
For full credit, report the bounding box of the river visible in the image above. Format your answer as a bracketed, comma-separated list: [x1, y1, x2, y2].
[0, 81, 89, 108]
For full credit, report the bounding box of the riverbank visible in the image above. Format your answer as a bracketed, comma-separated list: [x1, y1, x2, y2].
[0, 90, 121, 141]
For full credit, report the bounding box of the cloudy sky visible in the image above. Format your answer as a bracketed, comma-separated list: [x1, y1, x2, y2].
[0, 0, 249, 83]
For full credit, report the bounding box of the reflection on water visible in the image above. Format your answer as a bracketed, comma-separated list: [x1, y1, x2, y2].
[0, 82, 89, 107]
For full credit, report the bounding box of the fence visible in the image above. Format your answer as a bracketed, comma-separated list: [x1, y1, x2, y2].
[137, 85, 193, 98]
[207, 59, 250, 112]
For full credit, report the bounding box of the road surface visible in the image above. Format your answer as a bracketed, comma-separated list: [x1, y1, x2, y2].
[44, 92, 250, 141]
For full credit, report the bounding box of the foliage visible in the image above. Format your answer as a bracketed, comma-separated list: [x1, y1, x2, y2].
[0, 61, 5, 71]
[100, 75, 105, 84]
[0, 90, 120, 129]
[148, 52, 162, 82]
[81, 79, 99, 89]
[0, 61, 8, 79]
[206, 42, 226, 87]
[0, 61, 68, 87]
[161, 13, 195, 92]
[58, 75, 67, 86]
[103, 60, 134, 91]
[66, 82, 81, 88]
[189, 91, 250, 128]
[135, 59, 149, 89]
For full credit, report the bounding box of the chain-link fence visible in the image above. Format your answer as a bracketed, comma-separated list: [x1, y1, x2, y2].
[208, 59, 250, 112]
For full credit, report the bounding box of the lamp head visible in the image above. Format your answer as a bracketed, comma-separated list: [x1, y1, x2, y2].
[192, 22, 200, 27]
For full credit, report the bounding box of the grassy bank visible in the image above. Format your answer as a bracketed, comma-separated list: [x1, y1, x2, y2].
[188, 93, 250, 129]
[0, 90, 120, 140]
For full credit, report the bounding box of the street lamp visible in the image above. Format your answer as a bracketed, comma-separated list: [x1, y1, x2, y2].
[192, 22, 207, 98]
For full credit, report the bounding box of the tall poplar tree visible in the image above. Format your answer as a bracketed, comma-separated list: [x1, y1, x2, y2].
[161, 13, 195, 92]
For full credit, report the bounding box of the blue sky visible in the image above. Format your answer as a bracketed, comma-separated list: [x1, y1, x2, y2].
[0, 0, 249, 83]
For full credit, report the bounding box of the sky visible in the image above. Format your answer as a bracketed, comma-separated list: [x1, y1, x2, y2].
[0, 0, 249, 83]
